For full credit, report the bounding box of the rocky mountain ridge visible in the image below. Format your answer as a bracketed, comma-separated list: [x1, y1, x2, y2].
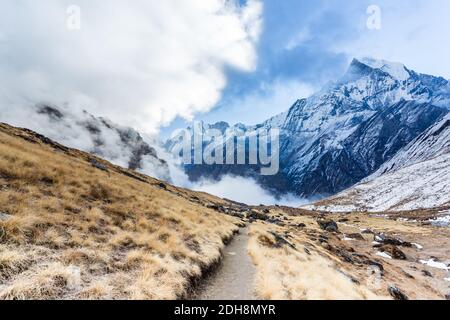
[166, 58, 450, 197]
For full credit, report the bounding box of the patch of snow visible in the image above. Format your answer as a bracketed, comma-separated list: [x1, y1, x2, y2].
[429, 215, 450, 227]
[444, 277, 450, 282]
[372, 241, 381, 245]
[371, 214, 389, 218]
[302, 204, 357, 213]
[0, 213, 12, 221]
[342, 236, 354, 241]
[376, 252, 392, 259]
[375, 235, 383, 242]
[397, 218, 417, 223]
[419, 259, 449, 271]
[412, 243, 423, 250]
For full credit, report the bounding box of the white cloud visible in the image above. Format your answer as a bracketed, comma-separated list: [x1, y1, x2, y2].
[208, 79, 315, 125]
[334, 0, 450, 78]
[0, 0, 262, 134]
[192, 175, 309, 206]
[285, 29, 311, 51]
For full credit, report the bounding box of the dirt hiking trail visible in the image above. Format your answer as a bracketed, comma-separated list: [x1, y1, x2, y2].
[194, 227, 257, 300]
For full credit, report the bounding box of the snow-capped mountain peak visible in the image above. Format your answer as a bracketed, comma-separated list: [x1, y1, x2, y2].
[166, 57, 450, 198]
[357, 57, 411, 81]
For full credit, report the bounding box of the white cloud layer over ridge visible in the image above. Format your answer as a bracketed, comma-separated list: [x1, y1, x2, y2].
[0, 0, 262, 134]
[193, 175, 310, 207]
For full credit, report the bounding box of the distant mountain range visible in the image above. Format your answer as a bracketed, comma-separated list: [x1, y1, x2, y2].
[2, 57, 449, 209]
[166, 58, 450, 199]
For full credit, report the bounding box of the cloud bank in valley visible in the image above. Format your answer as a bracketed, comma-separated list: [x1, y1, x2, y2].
[192, 175, 310, 207]
[0, 0, 262, 134]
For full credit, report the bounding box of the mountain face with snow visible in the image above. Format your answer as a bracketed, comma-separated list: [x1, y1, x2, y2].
[340, 100, 447, 179]
[1, 104, 171, 181]
[304, 153, 450, 212]
[306, 114, 450, 212]
[166, 58, 450, 197]
[371, 113, 450, 178]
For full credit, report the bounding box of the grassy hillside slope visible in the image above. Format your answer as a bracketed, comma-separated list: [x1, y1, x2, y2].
[0, 123, 242, 300]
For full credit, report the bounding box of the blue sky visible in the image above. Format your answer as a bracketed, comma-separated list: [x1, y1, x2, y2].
[161, 0, 450, 138]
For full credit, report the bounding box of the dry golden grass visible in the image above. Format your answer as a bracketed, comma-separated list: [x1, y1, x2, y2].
[247, 207, 449, 300]
[247, 222, 385, 300]
[0, 124, 240, 300]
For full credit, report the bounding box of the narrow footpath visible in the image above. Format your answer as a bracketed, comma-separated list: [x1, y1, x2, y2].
[194, 227, 257, 300]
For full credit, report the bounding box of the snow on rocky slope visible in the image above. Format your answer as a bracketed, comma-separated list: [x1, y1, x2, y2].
[305, 114, 450, 212]
[304, 153, 450, 212]
[371, 113, 450, 178]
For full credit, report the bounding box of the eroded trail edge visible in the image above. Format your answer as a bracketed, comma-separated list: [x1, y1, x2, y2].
[193, 226, 257, 300]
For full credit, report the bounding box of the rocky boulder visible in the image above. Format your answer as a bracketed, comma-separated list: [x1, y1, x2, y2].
[0, 226, 5, 242]
[380, 245, 407, 260]
[317, 219, 339, 232]
[388, 286, 409, 300]
[346, 233, 365, 240]
[375, 233, 412, 247]
[247, 210, 268, 221]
